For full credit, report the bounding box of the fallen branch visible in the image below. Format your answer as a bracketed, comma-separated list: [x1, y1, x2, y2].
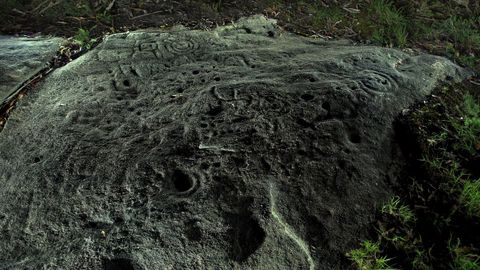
[130, 10, 164, 20]
[38, 0, 61, 15]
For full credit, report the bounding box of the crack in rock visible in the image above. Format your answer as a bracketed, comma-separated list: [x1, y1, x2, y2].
[269, 183, 315, 270]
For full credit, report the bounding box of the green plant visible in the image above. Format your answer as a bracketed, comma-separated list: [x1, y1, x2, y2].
[449, 238, 480, 270]
[347, 241, 397, 270]
[73, 28, 97, 50]
[381, 196, 416, 223]
[460, 179, 480, 217]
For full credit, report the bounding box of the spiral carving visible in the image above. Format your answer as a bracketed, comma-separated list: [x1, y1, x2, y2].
[162, 35, 202, 56]
[355, 70, 398, 95]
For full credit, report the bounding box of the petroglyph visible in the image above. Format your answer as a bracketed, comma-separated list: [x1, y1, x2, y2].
[0, 15, 471, 270]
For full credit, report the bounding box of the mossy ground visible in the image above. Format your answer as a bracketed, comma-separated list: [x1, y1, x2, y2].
[1, 1, 480, 269]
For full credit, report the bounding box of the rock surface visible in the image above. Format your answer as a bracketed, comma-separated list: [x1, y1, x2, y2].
[0, 16, 471, 270]
[0, 35, 62, 103]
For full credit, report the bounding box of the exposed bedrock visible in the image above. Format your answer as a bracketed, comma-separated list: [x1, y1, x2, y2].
[0, 35, 63, 102]
[0, 16, 471, 269]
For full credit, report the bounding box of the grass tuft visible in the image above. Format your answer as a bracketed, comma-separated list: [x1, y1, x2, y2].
[460, 179, 480, 217]
[449, 238, 480, 270]
[364, 0, 408, 47]
[453, 94, 480, 155]
[440, 16, 480, 52]
[381, 196, 416, 224]
[347, 241, 398, 270]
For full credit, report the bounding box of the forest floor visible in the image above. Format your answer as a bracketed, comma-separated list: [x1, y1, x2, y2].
[1, 0, 479, 269]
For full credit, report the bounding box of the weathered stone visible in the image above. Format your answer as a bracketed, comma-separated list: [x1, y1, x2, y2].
[0, 16, 471, 269]
[0, 35, 63, 102]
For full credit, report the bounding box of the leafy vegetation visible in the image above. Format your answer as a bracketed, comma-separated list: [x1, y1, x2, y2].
[73, 28, 97, 50]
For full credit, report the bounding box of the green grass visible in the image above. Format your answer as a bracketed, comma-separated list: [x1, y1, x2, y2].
[308, 5, 345, 30]
[453, 94, 480, 155]
[460, 179, 480, 217]
[427, 131, 448, 147]
[381, 196, 416, 224]
[347, 241, 398, 270]
[360, 0, 408, 47]
[439, 16, 480, 69]
[449, 239, 480, 270]
[412, 248, 433, 270]
[422, 157, 466, 185]
[440, 16, 480, 52]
